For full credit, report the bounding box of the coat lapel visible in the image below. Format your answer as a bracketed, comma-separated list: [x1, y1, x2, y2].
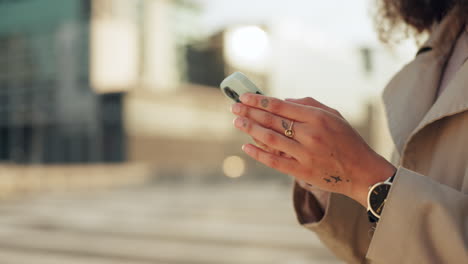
[411, 60, 468, 138]
[382, 48, 445, 154]
[382, 9, 466, 155]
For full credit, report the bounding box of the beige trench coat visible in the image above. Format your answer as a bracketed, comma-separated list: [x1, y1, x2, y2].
[293, 10, 468, 264]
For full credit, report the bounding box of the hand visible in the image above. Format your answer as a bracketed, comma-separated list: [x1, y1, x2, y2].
[231, 94, 396, 207]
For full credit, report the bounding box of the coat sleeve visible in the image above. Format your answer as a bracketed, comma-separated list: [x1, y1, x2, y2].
[366, 167, 468, 263]
[293, 182, 374, 264]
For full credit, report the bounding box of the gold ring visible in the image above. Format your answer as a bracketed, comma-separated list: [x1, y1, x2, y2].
[285, 121, 295, 138]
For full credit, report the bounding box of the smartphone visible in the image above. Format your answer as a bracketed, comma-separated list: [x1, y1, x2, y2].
[220, 72, 265, 103]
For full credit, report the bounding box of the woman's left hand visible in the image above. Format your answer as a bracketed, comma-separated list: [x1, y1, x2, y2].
[231, 93, 396, 207]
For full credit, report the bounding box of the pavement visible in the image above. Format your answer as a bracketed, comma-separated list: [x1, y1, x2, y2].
[0, 182, 342, 264]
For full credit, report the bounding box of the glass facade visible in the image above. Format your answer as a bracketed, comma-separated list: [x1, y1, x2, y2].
[0, 0, 125, 163]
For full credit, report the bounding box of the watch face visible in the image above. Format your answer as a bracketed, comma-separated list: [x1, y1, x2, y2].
[369, 184, 391, 216]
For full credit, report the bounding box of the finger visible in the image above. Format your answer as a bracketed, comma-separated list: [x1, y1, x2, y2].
[239, 94, 313, 122]
[242, 143, 299, 175]
[232, 103, 309, 143]
[254, 138, 277, 153]
[233, 116, 303, 159]
[253, 138, 293, 158]
[285, 97, 342, 118]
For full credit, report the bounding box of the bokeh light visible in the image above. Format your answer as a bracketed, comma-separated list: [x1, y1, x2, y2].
[222, 155, 246, 178]
[224, 26, 271, 72]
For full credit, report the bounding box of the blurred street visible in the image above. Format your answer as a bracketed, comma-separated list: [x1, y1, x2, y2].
[0, 1, 415, 263]
[0, 182, 341, 264]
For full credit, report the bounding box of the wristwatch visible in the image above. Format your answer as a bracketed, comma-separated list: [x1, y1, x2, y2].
[367, 173, 396, 223]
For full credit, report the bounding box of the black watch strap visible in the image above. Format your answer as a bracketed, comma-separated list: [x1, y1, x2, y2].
[368, 212, 379, 223]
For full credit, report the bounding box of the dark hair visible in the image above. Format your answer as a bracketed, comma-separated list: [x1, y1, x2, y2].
[374, 0, 468, 44]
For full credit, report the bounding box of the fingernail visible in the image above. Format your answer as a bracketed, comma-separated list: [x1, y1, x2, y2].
[240, 93, 251, 103]
[233, 117, 244, 128]
[231, 104, 241, 114]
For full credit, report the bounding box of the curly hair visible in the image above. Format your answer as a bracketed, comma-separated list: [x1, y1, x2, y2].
[374, 0, 468, 44]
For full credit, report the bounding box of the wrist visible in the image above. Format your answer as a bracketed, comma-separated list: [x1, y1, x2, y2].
[353, 159, 397, 208]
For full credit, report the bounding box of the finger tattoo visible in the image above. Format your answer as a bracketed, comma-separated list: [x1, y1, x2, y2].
[261, 98, 269, 108]
[282, 120, 289, 130]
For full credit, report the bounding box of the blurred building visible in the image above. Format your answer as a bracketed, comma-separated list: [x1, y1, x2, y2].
[0, 0, 259, 181]
[0, 0, 124, 164]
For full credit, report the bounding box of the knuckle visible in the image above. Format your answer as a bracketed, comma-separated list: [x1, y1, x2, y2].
[299, 124, 323, 147]
[310, 109, 325, 122]
[241, 105, 249, 117]
[265, 154, 280, 168]
[269, 98, 282, 112]
[318, 113, 332, 130]
[263, 131, 277, 145]
[332, 109, 342, 117]
[243, 119, 252, 132]
[324, 106, 339, 116]
[262, 113, 274, 128]
[308, 134, 323, 145]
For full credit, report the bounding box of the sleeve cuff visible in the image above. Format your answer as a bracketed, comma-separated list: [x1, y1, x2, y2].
[366, 167, 435, 262]
[294, 181, 368, 234]
[293, 181, 327, 224]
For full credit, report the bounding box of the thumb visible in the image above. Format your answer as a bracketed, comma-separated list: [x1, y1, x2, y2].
[285, 97, 326, 107]
[285, 97, 342, 118]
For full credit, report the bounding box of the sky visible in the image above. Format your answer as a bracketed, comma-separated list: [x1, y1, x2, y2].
[194, 0, 379, 46]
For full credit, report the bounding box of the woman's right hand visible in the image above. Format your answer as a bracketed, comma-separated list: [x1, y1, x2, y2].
[231, 93, 396, 207]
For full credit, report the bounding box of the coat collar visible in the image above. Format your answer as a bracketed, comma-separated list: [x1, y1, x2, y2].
[382, 8, 468, 155]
